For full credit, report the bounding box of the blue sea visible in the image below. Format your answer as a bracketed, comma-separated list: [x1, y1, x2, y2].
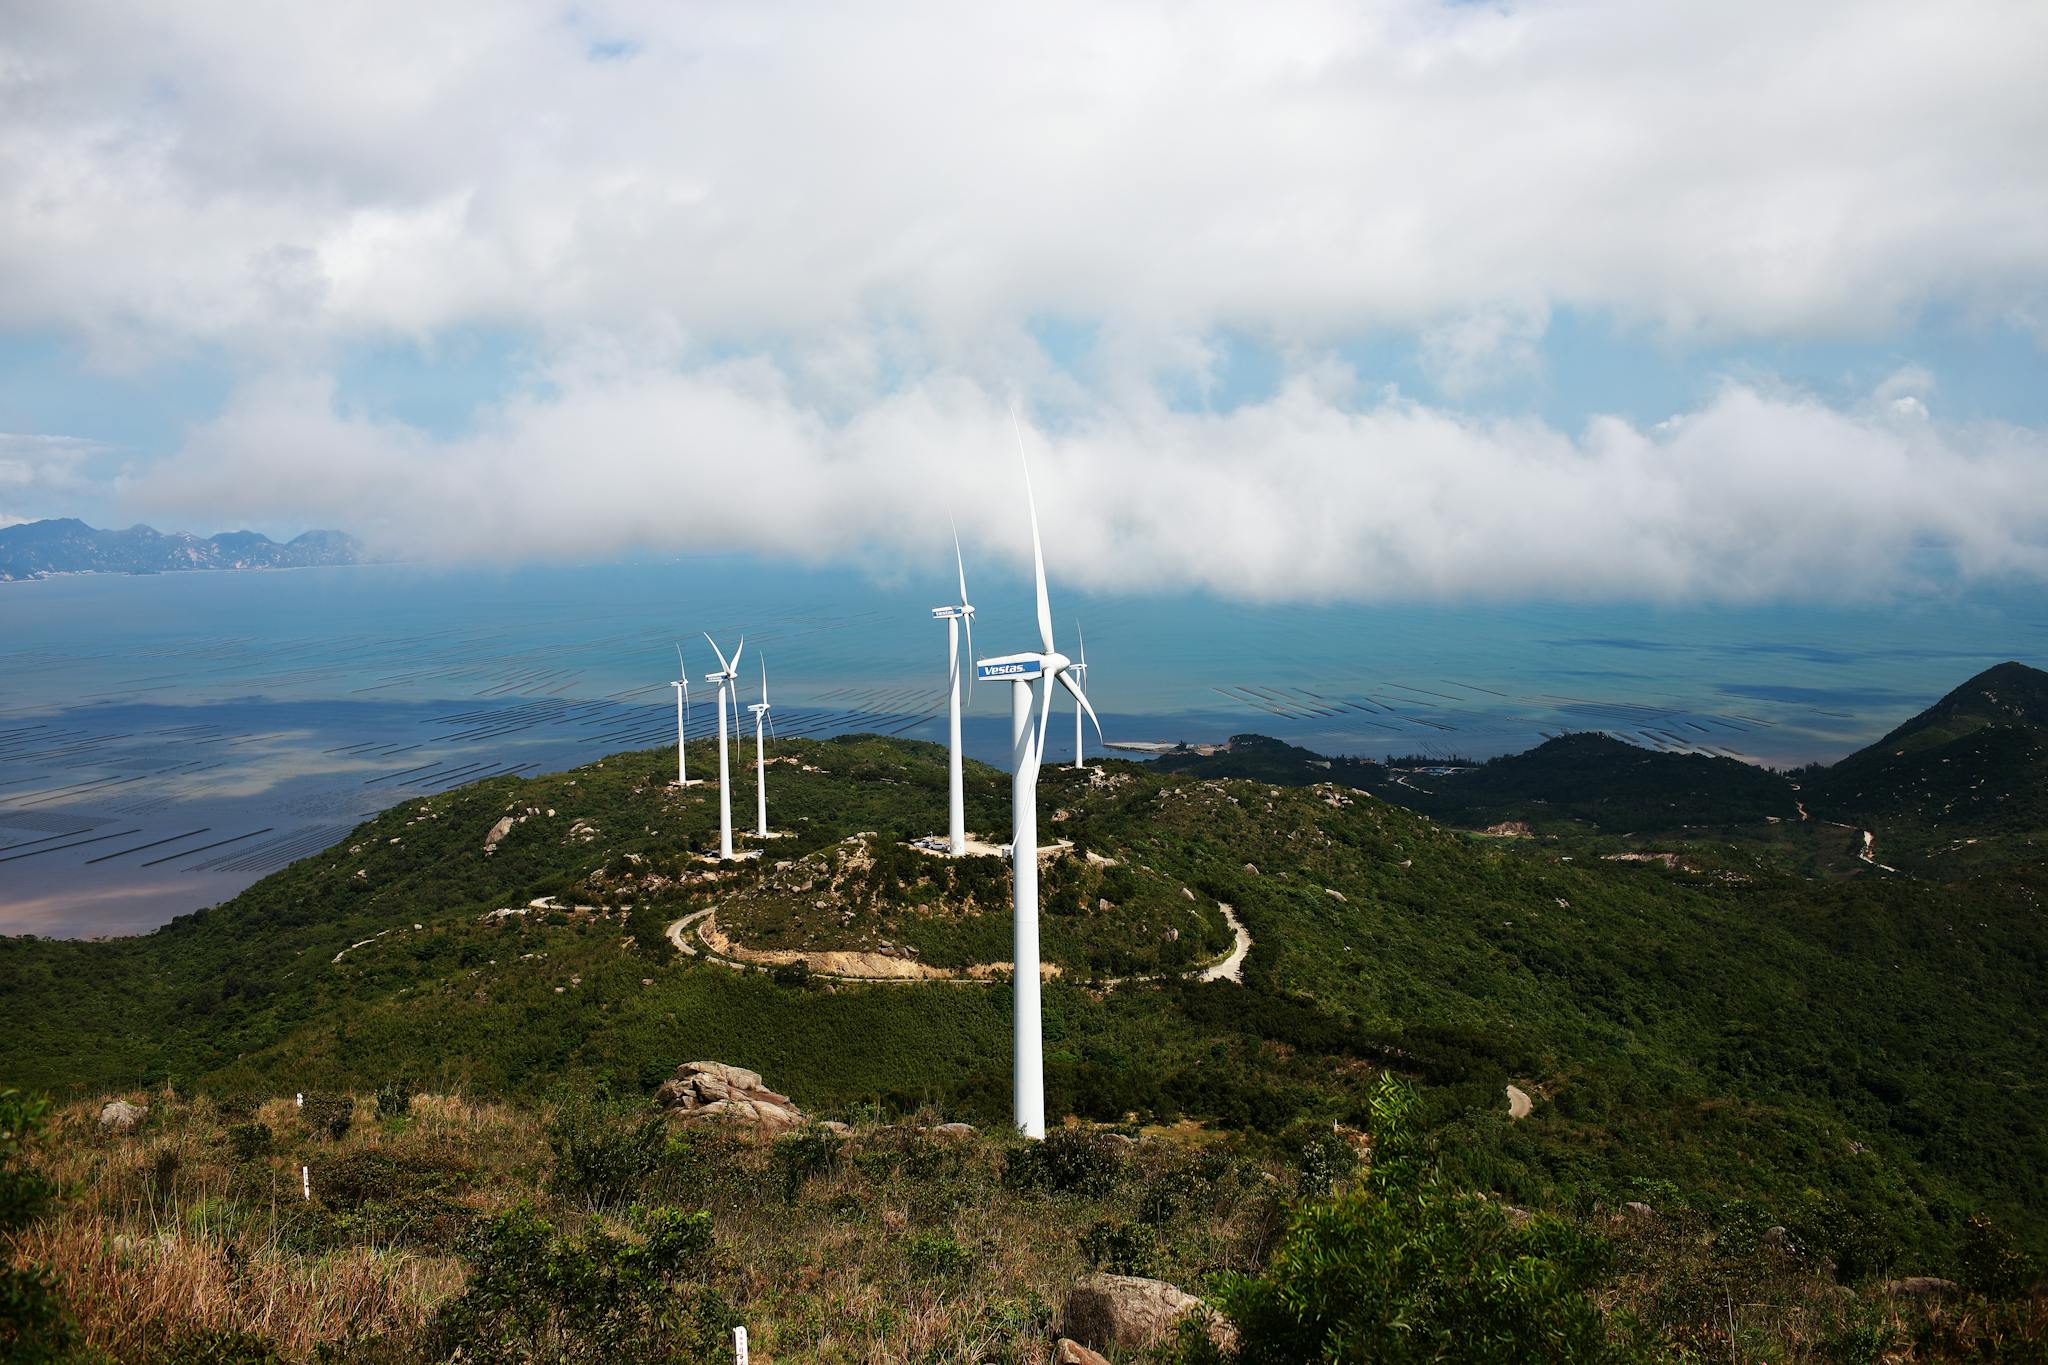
[2, 559, 2041, 936]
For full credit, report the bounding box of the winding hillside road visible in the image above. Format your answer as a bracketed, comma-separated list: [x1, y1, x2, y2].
[1198, 903, 1251, 983]
[663, 897, 1256, 988]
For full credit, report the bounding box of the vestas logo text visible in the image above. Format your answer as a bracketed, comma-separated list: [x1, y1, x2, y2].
[978, 662, 1037, 678]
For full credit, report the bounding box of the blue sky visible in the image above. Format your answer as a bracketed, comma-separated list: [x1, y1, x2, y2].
[1, 1, 2043, 603]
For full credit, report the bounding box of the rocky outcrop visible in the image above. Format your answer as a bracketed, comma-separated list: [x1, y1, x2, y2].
[1060, 1273, 1236, 1353]
[1484, 820, 1534, 837]
[98, 1100, 148, 1133]
[1054, 1340, 1110, 1365]
[483, 816, 514, 854]
[655, 1061, 805, 1134]
[1882, 1277, 1959, 1298]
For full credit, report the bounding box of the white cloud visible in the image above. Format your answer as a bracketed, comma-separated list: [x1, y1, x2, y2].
[2, 0, 2045, 362]
[121, 360, 2048, 602]
[0, 433, 122, 525]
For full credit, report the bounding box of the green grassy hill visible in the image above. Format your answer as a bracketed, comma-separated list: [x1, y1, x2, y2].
[4, 726, 2044, 1285]
[1804, 661, 2048, 870]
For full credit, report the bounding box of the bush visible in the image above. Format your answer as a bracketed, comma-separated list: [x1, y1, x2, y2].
[227, 1122, 273, 1163]
[904, 1231, 971, 1279]
[374, 1081, 412, 1120]
[1214, 1076, 1652, 1364]
[1080, 1219, 1156, 1276]
[1003, 1129, 1125, 1198]
[0, 1090, 73, 1364]
[431, 1203, 714, 1363]
[158, 1326, 289, 1363]
[772, 1127, 843, 1203]
[301, 1093, 353, 1142]
[547, 1097, 668, 1210]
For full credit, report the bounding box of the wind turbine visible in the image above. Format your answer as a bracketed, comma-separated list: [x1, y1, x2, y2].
[973, 423, 1101, 1139]
[704, 633, 744, 860]
[1070, 623, 1091, 771]
[671, 644, 701, 787]
[748, 657, 774, 838]
[930, 522, 975, 855]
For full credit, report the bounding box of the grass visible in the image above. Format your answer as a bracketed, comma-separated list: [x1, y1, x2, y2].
[12, 1087, 2041, 1363]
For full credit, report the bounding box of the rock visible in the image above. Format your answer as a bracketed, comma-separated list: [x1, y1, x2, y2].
[1055, 1339, 1111, 1365]
[1484, 820, 1534, 837]
[1101, 1132, 1138, 1148]
[1061, 1274, 1237, 1354]
[818, 1120, 853, 1136]
[1882, 1277, 1959, 1298]
[656, 1061, 804, 1134]
[1243, 863, 1259, 875]
[1762, 1225, 1792, 1250]
[98, 1100, 148, 1133]
[1624, 1201, 1653, 1218]
[932, 1122, 976, 1138]
[483, 815, 514, 853]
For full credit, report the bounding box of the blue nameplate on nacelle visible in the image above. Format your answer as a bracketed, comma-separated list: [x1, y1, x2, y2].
[977, 658, 1044, 681]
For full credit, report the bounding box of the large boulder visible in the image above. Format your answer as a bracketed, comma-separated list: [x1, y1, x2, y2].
[1061, 1274, 1236, 1353]
[98, 1100, 148, 1134]
[1054, 1340, 1110, 1365]
[656, 1061, 804, 1134]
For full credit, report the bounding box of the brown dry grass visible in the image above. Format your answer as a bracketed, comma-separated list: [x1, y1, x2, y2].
[12, 1091, 1275, 1363]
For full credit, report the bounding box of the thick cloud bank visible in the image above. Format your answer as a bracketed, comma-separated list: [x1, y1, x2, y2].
[4, 0, 2046, 354]
[6, 2, 2047, 599]
[125, 364, 2047, 602]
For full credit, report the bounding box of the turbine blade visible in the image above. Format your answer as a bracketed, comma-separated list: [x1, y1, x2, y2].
[1012, 408, 1054, 655]
[1059, 669, 1103, 742]
[1033, 673, 1055, 765]
[1078, 621, 1087, 669]
[676, 641, 685, 677]
[963, 610, 975, 707]
[703, 632, 731, 676]
[951, 513, 969, 607]
[760, 656, 767, 707]
[729, 635, 745, 677]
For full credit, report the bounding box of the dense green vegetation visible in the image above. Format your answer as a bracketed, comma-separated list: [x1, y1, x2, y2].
[3, 663, 2047, 1359]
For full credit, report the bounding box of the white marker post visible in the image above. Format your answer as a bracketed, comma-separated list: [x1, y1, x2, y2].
[733, 1326, 749, 1364]
[295, 1092, 303, 1108]
[301, 1165, 310, 1201]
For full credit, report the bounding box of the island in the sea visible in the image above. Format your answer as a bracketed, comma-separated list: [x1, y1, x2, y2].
[0, 516, 366, 581]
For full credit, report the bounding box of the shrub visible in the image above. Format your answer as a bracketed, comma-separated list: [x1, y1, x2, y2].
[301, 1093, 353, 1142]
[904, 1231, 971, 1279]
[772, 1127, 843, 1203]
[547, 1096, 667, 1210]
[227, 1122, 273, 1163]
[1080, 1219, 1156, 1276]
[158, 1327, 289, 1363]
[373, 1081, 412, 1120]
[0, 1090, 74, 1364]
[431, 1203, 714, 1363]
[1003, 1129, 1124, 1198]
[1214, 1075, 1652, 1364]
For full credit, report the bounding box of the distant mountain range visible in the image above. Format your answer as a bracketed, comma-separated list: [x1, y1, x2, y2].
[0, 517, 366, 581]
[1155, 660, 2048, 871]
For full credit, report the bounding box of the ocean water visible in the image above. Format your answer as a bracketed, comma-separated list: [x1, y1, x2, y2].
[2, 559, 2041, 936]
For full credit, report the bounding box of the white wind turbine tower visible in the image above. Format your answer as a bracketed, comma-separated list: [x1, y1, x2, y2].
[670, 644, 701, 787]
[973, 426, 1101, 1139]
[703, 633, 745, 860]
[930, 524, 976, 855]
[748, 657, 775, 838]
[1070, 623, 1091, 771]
